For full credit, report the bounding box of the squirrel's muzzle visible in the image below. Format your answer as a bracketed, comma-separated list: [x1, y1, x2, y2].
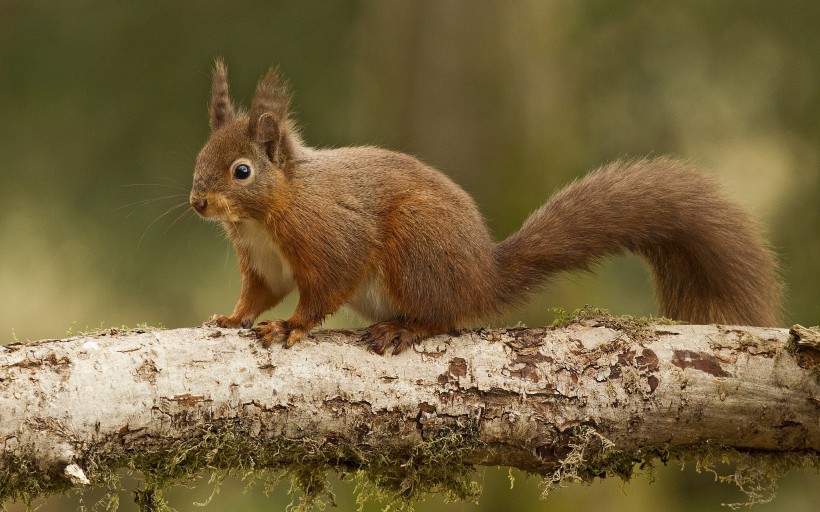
[190, 196, 208, 215]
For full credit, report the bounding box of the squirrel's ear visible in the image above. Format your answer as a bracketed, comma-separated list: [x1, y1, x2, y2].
[253, 113, 293, 168]
[249, 67, 294, 167]
[209, 59, 235, 131]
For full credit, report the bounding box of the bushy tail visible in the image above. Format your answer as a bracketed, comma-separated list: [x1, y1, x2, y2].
[493, 157, 781, 326]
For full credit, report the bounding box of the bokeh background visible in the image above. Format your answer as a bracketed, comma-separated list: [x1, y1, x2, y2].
[1, 1, 818, 510]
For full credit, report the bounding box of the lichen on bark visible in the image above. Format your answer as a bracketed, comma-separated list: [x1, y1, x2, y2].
[1, 314, 818, 510]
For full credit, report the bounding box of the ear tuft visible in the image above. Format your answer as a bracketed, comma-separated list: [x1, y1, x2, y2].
[209, 59, 236, 131]
[249, 67, 291, 126]
[249, 67, 296, 168]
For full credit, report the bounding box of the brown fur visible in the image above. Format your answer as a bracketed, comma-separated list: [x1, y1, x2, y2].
[209, 59, 235, 131]
[190, 62, 782, 354]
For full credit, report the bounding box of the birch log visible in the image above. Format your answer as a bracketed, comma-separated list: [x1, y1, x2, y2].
[1, 319, 818, 505]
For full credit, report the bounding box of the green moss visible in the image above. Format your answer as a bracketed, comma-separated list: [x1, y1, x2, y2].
[2, 421, 818, 511]
[63, 322, 167, 338]
[88, 323, 167, 337]
[549, 305, 610, 327]
[351, 425, 480, 511]
[0, 452, 72, 508]
[539, 425, 820, 508]
[0, 421, 479, 512]
[549, 305, 681, 342]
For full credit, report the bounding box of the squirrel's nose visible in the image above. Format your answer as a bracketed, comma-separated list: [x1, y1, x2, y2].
[191, 196, 208, 214]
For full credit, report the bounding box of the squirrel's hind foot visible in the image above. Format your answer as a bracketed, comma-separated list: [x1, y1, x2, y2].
[362, 320, 441, 356]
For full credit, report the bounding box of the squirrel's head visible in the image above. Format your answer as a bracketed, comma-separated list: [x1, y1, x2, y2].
[190, 60, 299, 222]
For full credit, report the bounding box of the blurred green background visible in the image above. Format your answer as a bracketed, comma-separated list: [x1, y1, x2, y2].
[1, 1, 818, 510]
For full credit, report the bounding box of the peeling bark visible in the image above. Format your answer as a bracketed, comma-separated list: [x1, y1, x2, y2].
[1, 319, 818, 505]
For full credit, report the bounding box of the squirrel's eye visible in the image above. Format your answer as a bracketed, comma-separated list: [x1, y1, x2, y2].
[233, 163, 251, 180]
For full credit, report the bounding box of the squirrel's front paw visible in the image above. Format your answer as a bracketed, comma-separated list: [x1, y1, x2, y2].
[252, 320, 305, 348]
[208, 314, 254, 329]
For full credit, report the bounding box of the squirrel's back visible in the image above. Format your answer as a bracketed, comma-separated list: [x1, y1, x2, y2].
[290, 146, 500, 327]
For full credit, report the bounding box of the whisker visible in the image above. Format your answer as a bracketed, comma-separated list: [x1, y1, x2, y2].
[137, 201, 190, 249]
[122, 183, 189, 191]
[159, 176, 185, 185]
[221, 197, 239, 229]
[118, 194, 188, 217]
[160, 206, 195, 238]
[224, 236, 233, 272]
[169, 147, 196, 160]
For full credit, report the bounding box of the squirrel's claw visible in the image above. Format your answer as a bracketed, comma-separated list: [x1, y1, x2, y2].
[363, 321, 424, 356]
[284, 328, 305, 348]
[209, 314, 240, 328]
[252, 320, 285, 348]
[253, 320, 304, 348]
[208, 314, 255, 329]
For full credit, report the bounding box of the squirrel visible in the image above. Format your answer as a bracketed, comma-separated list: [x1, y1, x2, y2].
[190, 61, 782, 355]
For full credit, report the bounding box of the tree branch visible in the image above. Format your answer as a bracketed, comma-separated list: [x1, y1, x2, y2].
[1, 316, 818, 507]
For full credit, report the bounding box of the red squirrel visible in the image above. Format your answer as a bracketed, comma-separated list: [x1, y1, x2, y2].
[190, 61, 781, 355]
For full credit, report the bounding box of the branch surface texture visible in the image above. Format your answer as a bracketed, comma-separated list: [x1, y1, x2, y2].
[1, 317, 818, 506]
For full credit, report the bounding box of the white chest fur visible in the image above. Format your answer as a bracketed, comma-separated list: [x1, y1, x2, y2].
[234, 220, 295, 297]
[234, 220, 401, 322]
